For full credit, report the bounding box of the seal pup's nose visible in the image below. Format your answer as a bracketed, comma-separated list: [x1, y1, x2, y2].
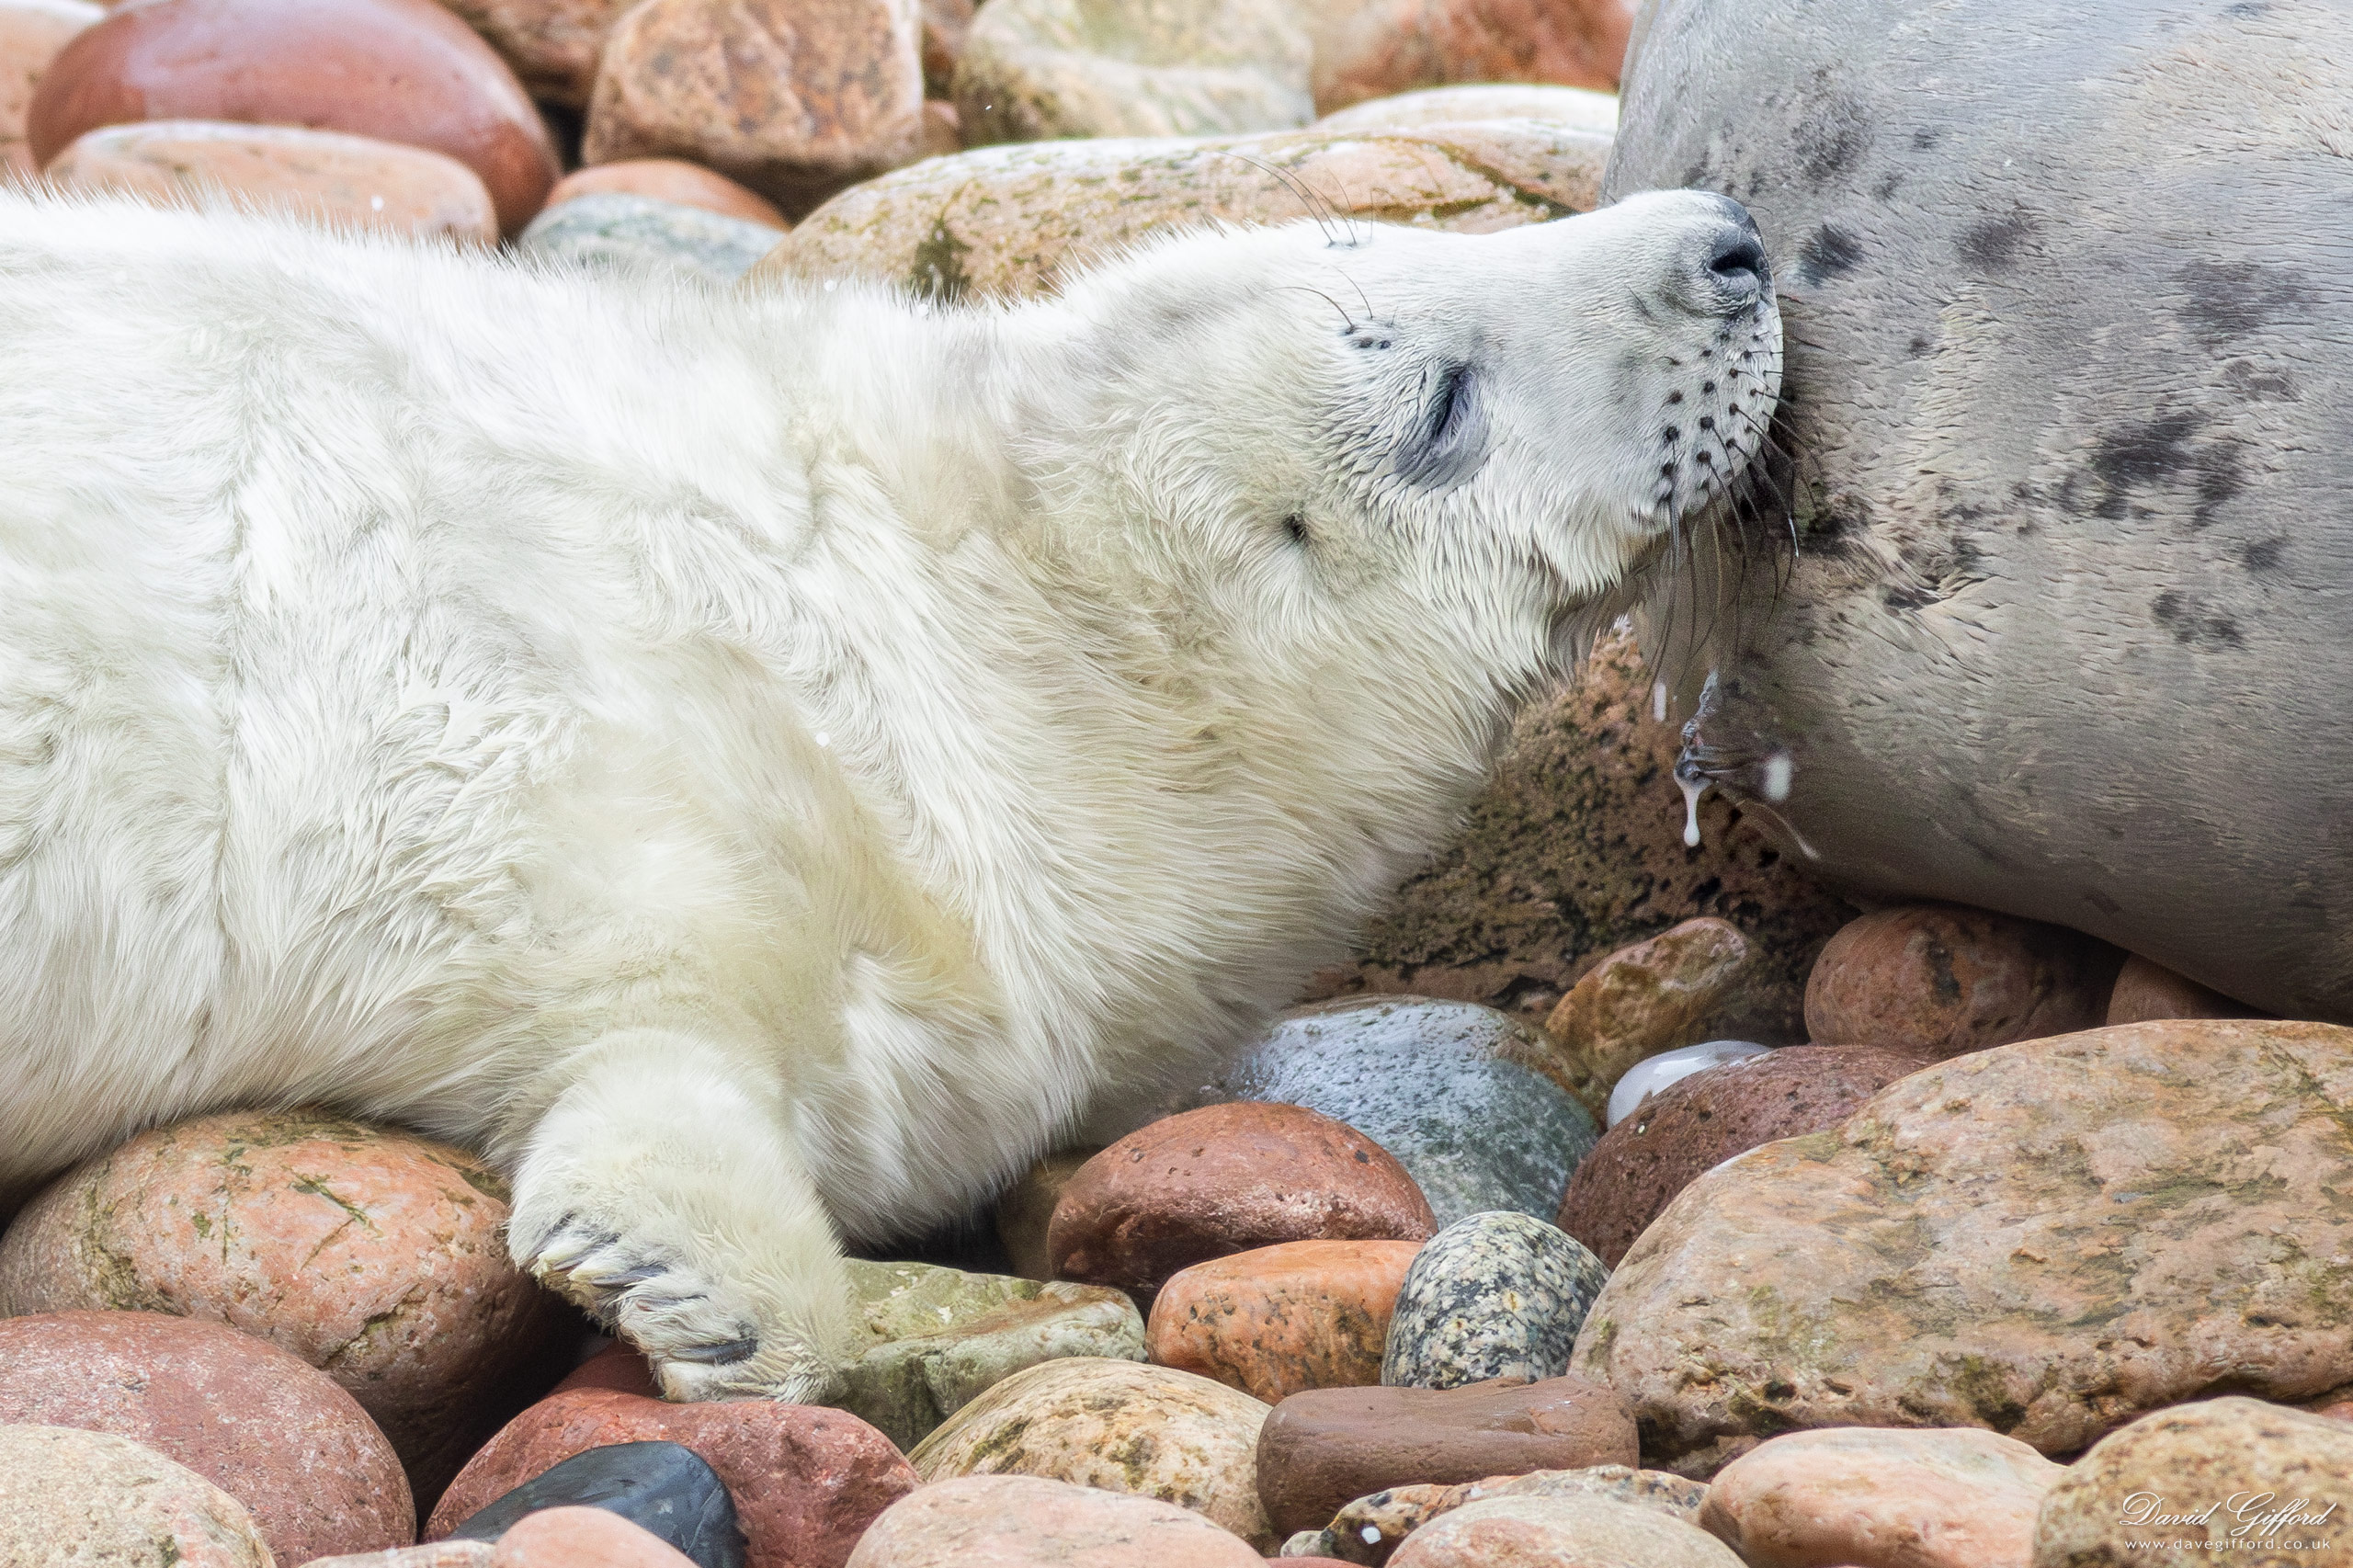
[1696, 201, 1770, 308]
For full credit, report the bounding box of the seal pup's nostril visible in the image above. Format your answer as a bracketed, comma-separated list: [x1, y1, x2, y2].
[1704, 227, 1768, 299]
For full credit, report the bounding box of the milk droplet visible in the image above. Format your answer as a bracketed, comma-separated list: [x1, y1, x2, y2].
[812, 731, 831, 748]
[1679, 772, 1707, 847]
[369, 195, 385, 211]
[1652, 680, 1668, 723]
[824, 278, 839, 291]
[1762, 751, 1794, 802]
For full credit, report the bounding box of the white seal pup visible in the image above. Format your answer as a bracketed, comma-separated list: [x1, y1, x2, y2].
[0, 186, 1780, 1400]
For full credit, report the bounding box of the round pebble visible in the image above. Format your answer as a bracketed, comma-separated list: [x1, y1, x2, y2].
[544, 158, 788, 227]
[1380, 1211, 1609, 1391]
[1605, 1039, 1771, 1128]
[1200, 998, 1599, 1226]
[845, 1473, 1265, 1568]
[1145, 1239, 1422, 1403]
[1048, 1102, 1433, 1298]
[0, 1310, 412, 1562]
[1804, 903, 2123, 1058]
[0, 1423, 273, 1568]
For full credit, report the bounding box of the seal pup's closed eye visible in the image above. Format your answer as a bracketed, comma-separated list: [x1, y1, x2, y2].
[0, 185, 1776, 1400]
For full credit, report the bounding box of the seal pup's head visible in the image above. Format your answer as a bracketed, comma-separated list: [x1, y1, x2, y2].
[1018, 189, 1781, 683]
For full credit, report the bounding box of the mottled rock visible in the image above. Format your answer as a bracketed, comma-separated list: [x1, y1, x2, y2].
[838, 1258, 1145, 1450]
[44, 120, 500, 239]
[307, 1549, 496, 1568]
[1559, 1043, 1934, 1267]
[27, 0, 559, 233]
[1573, 1020, 2353, 1477]
[1310, 0, 1635, 114]
[438, 0, 636, 108]
[995, 1149, 1098, 1282]
[1049, 1103, 1432, 1299]
[846, 1474, 1266, 1568]
[545, 159, 788, 228]
[1539, 919, 1762, 1120]
[0, 1424, 272, 1568]
[1304, 627, 1856, 1040]
[2033, 1398, 2353, 1568]
[1306, 1466, 1706, 1566]
[1310, 84, 1616, 133]
[441, 1442, 738, 1565]
[748, 121, 1609, 303]
[584, 0, 923, 216]
[492, 1507, 703, 1568]
[954, 0, 1308, 146]
[519, 192, 789, 282]
[1382, 1214, 1608, 1391]
[1388, 1491, 1741, 1567]
[0, 1311, 411, 1562]
[0, 1109, 566, 1503]
[1702, 1426, 2063, 1568]
[906, 1357, 1274, 1549]
[1256, 1377, 1637, 1538]
[1147, 1241, 1421, 1404]
[915, 97, 959, 158]
[2105, 954, 2264, 1028]
[1201, 1000, 1597, 1227]
[0, 0, 97, 176]
[1805, 903, 2125, 1059]
[428, 1388, 915, 1568]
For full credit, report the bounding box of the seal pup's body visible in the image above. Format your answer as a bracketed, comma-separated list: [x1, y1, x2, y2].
[0, 187, 1779, 1398]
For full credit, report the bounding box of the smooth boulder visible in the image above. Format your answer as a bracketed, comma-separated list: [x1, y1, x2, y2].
[27, 0, 559, 232]
[1387, 1491, 1741, 1568]
[905, 1358, 1274, 1550]
[0, 0, 97, 175]
[0, 1310, 411, 1562]
[1148, 1241, 1421, 1404]
[1308, 0, 1635, 113]
[846, 1474, 1265, 1568]
[1256, 1376, 1638, 1538]
[1558, 1043, 1933, 1267]
[0, 1424, 273, 1568]
[1572, 1020, 2353, 1476]
[1804, 904, 2123, 1058]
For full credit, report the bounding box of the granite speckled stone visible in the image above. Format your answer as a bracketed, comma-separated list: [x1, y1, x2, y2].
[835, 1258, 1145, 1450]
[1292, 1465, 1707, 1566]
[1381, 1213, 1608, 1391]
[519, 192, 788, 283]
[1200, 999, 1599, 1226]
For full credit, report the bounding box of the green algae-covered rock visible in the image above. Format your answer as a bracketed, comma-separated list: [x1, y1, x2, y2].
[834, 1260, 1144, 1449]
[1571, 1020, 2353, 1478]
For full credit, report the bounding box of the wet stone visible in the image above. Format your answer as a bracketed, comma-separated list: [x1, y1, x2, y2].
[1201, 999, 1599, 1227]
[1381, 1213, 1608, 1392]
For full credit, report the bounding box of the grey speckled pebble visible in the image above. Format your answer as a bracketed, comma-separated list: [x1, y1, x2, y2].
[518, 193, 784, 284]
[1381, 1211, 1609, 1390]
[1198, 997, 1597, 1225]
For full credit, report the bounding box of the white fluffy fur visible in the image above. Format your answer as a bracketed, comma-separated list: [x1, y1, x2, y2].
[0, 186, 1779, 1398]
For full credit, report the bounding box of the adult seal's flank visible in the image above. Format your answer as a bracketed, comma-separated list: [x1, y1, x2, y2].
[0, 187, 1779, 1400]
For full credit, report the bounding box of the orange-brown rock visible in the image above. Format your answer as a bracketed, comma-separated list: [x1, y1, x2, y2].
[0, 1310, 411, 1562]
[2105, 952, 2264, 1027]
[0, 0, 98, 176]
[1256, 1376, 1639, 1538]
[1049, 1104, 1434, 1298]
[0, 1109, 568, 1504]
[1556, 1043, 1934, 1267]
[1309, 0, 1638, 115]
[1540, 917, 1762, 1119]
[1804, 903, 2124, 1059]
[491, 1506, 699, 1568]
[1699, 1426, 2063, 1568]
[1571, 1020, 2353, 1478]
[844, 1474, 1266, 1568]
[546, 157, 787, 228]
[917, 0, 972, 97]
[584, 0, 924, 217]
[438, 0, 637, 108]
[44, 120, 500, 239]
[917, 97, 958, 158]
[1147, 1240, 1421, 1403]
[26, 0, 558, 233]
[428, 1386, 916, 1568]
[994, 1148, 1099, 1281]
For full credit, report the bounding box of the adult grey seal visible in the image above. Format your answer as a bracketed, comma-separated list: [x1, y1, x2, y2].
[1608, 0, 2353, 1019]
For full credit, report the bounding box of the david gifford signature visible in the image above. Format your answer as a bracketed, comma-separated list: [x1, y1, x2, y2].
[2122, 1493, 2340, 1539]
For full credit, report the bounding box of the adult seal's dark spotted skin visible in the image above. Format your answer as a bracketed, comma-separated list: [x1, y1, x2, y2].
[1608, 0, 2353, 1019]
